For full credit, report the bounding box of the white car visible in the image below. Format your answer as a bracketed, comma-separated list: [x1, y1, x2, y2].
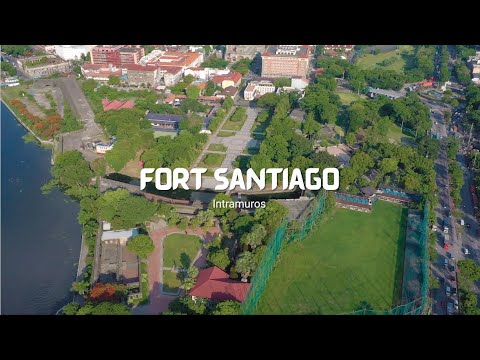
[460, 219, 465, 226]
[464, 248, 470, 255]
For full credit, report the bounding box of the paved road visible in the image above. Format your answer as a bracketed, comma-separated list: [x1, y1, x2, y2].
[427, 88, 480, 315]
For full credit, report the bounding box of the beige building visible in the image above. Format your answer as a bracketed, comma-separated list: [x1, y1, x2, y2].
[124, 64, 158, 86]
[18, 55, 70, 78]
[244, 80, 275, 101]
[261, 45, 310, 78]
[225, 45, 266, 61]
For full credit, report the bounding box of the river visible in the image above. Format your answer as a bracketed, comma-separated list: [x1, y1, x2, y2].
[1, 102, 81, 315]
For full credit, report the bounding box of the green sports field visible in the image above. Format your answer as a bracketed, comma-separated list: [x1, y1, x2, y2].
[255, 201, 408, 314]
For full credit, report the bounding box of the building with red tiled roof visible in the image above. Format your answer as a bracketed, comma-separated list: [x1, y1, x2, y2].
[188, 266, 250, 303]
[212, 71, 242, 89]
[102, 99, 135, 111]
[81, 64, 122, 81]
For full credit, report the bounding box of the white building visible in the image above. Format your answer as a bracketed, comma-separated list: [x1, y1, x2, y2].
[244, 80, 276, 101]
[183, 67, 230, 81]
[291, 77, 309, 90]
[54, 45, 95, 61]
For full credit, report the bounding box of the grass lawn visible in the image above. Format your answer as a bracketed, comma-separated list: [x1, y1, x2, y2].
[162, 270, 182, 293]
[208, 144, 228, 152]
[356, 45, 414, 73]
[163, 233, 202, 269]
[387, 122, 415, 145]
[222, 118, 246, 131]
[199, 153, 226, 168]
[336, 91, 366, 106]
[217, 131, 235, 137]
[256, 201, 408, 314]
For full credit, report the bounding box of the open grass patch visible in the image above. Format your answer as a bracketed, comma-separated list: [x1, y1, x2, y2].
[208, 143, 228, 152]
[163, 233, 202, 269]
[162, 270, 182, 293]
[256, 201, 408, 314]
[356, 45, 414, 73]
[199, 153, 226, 168]
[218, 131, 235, 137]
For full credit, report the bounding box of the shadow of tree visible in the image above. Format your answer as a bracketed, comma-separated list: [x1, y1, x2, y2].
[180, 252, 191, 269]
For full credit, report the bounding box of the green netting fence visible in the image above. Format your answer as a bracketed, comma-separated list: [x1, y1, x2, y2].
[241, 191, 429, 315]
[241, 190, 328, 315]
[350, 201, 429, 315]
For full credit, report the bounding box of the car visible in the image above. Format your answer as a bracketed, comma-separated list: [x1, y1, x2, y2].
[452, 287, 457, 296]
[447, 302, 454, 315]
[464, 248, 470, 255]
[460, 219, 465, 226]
[444, 258, 449, 267]
[446, 286, 451, 296]
[454, 299, 459, 310]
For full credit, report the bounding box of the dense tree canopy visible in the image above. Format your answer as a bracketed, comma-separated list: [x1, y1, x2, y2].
[97, 189, 158, 229]
[127, 234, 155, 259]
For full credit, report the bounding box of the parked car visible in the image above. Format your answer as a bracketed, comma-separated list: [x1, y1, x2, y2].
[452, 287, 457, 296]
[454, 299, 459, 310]
[446, 286, 451, 296]
[444, 258, 449, 267]
[447, 302, 454, 315]
[460, 219, 465, 226]
[464, 248, 470, 255]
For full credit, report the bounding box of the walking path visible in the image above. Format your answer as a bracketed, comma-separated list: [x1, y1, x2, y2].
[132, 224, 221, 315]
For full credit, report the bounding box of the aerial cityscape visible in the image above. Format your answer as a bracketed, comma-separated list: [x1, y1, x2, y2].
[1, 44, 480, 315]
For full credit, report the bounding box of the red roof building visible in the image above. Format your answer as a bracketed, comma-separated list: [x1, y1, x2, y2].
[188, 266, 250, 303]
[212, 71, 242, 89]
[102, 99, 135, 111]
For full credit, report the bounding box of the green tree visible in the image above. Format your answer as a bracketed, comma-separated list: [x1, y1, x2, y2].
[91, 158, 107, 177]
[1, 61, 16, 76]
[302, 113, 321, 140]
[207, 247, 230, 270]
[48, 150, 93, 189]
[235, 251, 256, 279]
[231, 58, 252, 76]
[209, 193, 233, 217]
[186, 85, 201, 99]
[254, 201, 288, 234]
[204, 80, 217, 96]
[108, 76, 121, 85]
[201, 57, 228, 69]
[379, 157, 398, 175]
[240, 224, 267, 250]
[183, 266, 199, 291]
[458, 259, 480, 281]
[127, 234, 154, 259]
[168, 296, 207, 315]
[273, 78, 291, 88]
[71, 281, 90, 296]
[63, 302, 80, 315]
[88, 302, 131, 315]
[212, 300, 241, 315]
[346, 133, 356, 145]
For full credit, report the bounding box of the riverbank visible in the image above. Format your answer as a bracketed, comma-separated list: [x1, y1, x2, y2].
[1, 99, 54, 146]
[1, 103, 82, 314]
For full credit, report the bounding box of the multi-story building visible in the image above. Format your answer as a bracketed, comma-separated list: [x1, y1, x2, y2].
[162, 66, 183, 86]
[225, 45, 266, 62]
[244, 80, 276, 101]
[183, 67, 230, 81]
[81, 64, 122, 81]
[54, 45, 96, 60]
[140, 50, 204, 69]
[261, 45, 310, 78]
[124, 64, 158, 86]
[323, 45, 355, 52]
[90, 45, 144, 66]
[18, 55, 70, 78]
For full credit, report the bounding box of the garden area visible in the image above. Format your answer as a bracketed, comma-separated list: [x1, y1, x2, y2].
[199, 153, 226, 169]
[356, 45, 414, 73]
[163, 233, 203, 269]
[221, 107, 247, 131]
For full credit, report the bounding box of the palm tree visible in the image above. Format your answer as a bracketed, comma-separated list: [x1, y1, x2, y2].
[71, 281, 90, 296]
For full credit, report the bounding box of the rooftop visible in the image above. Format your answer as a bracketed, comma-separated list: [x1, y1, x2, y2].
[189, 266, 250, 302]
[101, 228, 139, 241]
[264, 45, 309, 58]
[102, 99, 135, 111]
